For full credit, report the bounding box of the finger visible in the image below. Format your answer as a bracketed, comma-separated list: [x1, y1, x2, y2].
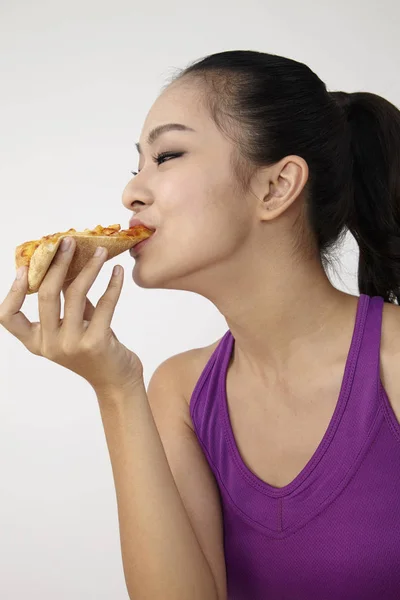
[38, 236, 77, 335]
[87, 265, 124, 335]
[0, 266, 34, 344]
[62, 245, 109, 333]
[62, 283, 95, 322]
[83, 298, 96, 322]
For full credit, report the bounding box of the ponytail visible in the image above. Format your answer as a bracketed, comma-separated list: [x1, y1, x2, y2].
[331, 91, 400, 303]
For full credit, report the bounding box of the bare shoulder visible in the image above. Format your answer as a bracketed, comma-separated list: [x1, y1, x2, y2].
[163, 338, 223, 428]
[380, 302, 400, 423]
[147, 338, 223, 432]
[182, 339, 222, 398]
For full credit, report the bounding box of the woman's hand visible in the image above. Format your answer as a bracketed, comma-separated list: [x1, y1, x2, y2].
[0, 237, 144, 394]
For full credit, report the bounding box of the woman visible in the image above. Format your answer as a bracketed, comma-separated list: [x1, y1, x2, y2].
[2, 50, 400, 599]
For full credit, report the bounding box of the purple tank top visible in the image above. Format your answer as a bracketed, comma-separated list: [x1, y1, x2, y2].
[189, 294, 400, 599]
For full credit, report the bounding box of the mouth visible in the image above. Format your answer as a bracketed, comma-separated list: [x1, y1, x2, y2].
[129, 231, 156, 256]
[129, 218, 157, 231]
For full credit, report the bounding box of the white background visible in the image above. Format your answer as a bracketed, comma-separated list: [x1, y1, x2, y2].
[1, 0, 399, 597]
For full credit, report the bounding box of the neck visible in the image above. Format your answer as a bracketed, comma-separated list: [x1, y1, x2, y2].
[211, 253, 357, 384]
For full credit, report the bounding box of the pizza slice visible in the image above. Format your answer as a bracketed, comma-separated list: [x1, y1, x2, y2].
[15, 223, 154, 295]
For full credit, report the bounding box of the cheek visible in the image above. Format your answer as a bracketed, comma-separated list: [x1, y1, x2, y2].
[160, 179, 213, 230]
[159, 170, 245, 247]
[163, 164, 219, 208]
[164, 218, 242, 263]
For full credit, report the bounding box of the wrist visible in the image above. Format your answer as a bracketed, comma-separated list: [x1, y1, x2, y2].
[93, 377, 146, 404]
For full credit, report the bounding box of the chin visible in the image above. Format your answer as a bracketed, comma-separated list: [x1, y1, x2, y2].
[129, 259, 196, 292]
[129, 261, 175, 290]
[129, 246, 219, 293]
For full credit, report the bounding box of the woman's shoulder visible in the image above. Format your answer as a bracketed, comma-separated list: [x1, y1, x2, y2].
[176, 337, 224, 408]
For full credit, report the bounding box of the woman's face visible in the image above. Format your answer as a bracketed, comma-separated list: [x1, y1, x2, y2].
[121, 81, 260, 296]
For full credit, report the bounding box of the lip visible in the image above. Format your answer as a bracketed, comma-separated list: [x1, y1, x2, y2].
[129, 231, 156, 256]
[129, 217, 156, 231]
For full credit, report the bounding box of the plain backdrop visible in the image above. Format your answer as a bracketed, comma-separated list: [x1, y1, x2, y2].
[1, 1, 399, 598]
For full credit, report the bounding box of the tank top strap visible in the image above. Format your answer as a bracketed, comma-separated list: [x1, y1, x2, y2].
[357, 294, 385, 387]
[344, 294, 385, 430]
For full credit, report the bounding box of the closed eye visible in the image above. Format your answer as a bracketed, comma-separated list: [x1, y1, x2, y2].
[131, 151, 184, 176]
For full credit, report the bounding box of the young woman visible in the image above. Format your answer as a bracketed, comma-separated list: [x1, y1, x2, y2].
[2, 50, 400, 599]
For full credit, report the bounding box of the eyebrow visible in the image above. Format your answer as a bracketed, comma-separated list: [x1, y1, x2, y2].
[135, 123, 196, 155]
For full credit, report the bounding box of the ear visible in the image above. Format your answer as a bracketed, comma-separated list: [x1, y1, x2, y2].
[261, 156, 309, 220]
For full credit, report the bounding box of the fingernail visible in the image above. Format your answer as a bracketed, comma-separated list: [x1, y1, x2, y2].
[16, 266, 26, 280]
[94, 246, 106, 257]
[61, 237, 72, 251]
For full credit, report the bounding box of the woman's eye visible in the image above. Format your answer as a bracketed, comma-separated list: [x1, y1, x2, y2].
[131, 151, 184, 176]
[153, 151, 184, 165]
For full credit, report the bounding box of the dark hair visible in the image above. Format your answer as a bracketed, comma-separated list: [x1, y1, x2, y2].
[163, 50, 400, 304]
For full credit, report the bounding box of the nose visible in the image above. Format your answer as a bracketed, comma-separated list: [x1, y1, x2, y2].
[121, 178, 148, 212]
